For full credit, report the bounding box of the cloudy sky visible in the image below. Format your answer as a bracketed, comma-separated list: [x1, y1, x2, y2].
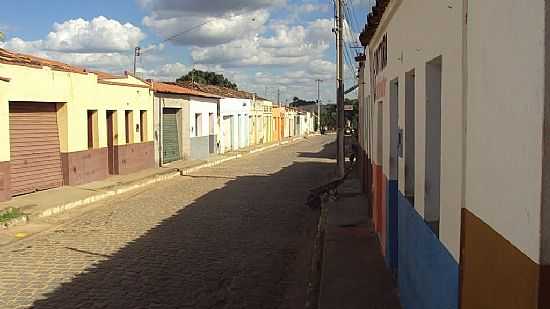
[0, 0, 374, 103]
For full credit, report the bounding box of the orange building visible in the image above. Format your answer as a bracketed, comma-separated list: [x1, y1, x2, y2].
[272, 107, 285, 142]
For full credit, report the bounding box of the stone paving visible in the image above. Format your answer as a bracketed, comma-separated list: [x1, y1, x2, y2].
[0, 135, 336, 309]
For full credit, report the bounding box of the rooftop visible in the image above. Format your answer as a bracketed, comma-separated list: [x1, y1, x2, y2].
[151, 81, 221, 99]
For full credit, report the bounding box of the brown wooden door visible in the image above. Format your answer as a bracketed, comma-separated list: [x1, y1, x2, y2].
[106, 110, 116, 175]
[9, 102, 63, 195]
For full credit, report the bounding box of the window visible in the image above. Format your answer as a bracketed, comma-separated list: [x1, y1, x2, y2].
[125, 110, 134, 144]
[140, 110, 147, 142]
[87, 110, 98, 149]
[374, 34, 388, 76]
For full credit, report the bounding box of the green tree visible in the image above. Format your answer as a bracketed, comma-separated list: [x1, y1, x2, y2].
[344, 98, 359, 129]
[176, 69, 238, 90]
[289, 96, 316, 107]
[321, 105, 337, 129]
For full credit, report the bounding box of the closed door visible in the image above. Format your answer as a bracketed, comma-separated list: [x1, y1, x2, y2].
[162, 109, 181, 163]
[9, 102, 63, 195]
[106, 110, 116, 174]
[222, 116, 232, 152]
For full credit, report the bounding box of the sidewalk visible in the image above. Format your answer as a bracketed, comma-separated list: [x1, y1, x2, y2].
[0, 136, 306, 227]
[318, 169, 402, 309]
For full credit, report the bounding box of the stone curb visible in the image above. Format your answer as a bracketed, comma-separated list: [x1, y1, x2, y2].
[22, 137, 306, 221]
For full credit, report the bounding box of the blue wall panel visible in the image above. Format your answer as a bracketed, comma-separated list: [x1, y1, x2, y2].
[385, 180, 399, 274]
[397, 192, 459, 309]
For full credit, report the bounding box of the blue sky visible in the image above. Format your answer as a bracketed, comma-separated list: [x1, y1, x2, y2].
[0, 0, 374, 102]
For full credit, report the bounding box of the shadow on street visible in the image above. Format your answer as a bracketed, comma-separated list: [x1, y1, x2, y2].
[29, 143, 336, 309]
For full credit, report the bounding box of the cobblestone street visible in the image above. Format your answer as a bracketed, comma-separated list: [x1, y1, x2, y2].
[0, 135, 336, 309]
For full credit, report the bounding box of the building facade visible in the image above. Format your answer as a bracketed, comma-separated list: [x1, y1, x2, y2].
[358, 1, 550, 309]
[189, 96, 218, 160]
[0, 48, 155, 201]
[179, 82, 251, 154]
[152, 82, 220, 166]
[272, 107, 285, 142]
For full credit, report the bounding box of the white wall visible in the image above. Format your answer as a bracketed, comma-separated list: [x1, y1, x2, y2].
[369, 0, 464, 260]
[219, 98, 250, 151]
[189, 97, 217, 138]
[466, 0, 546, 264]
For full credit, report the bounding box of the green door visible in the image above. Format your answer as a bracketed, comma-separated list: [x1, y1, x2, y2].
[162, 109, 181, 163]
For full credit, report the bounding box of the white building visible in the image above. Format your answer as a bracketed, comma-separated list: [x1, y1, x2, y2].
[179, 82, 251, 154]
[358, 1, 550, 309]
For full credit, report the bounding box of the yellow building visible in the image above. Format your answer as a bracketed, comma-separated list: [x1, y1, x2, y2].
[261, 99, 273, 144]
[0, 48, 155, 201]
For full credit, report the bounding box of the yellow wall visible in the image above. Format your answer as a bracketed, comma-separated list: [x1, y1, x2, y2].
[0, 80, 9, 162]
[0, 63, 154, 159]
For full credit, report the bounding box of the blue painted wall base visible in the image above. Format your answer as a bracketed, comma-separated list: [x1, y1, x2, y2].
[385, 180, 399, 275]
[397, 192, 459, 309]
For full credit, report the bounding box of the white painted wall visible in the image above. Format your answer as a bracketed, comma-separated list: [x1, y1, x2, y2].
[466, 0, 546, 264]
[189, 97, 217, 138]
[219, 98, 250, 152]
[368, 0, 464, 260]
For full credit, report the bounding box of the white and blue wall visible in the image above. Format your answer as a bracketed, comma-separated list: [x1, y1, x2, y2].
[189, 96, 218, 160]
[366, 0, 464, 308]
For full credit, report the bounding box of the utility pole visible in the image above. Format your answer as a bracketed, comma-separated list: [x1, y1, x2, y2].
[336, 0, 345, 177]
[316, 79, 323, 132]
[133, 47, 141, 76]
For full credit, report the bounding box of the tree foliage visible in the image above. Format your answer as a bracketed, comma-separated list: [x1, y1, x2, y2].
[289, 96, 316, 107]
[176, 69, 238, 90]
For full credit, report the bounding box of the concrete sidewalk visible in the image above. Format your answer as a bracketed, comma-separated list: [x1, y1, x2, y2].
[318, 170, 402, 309]
[0, 136, 306, 227]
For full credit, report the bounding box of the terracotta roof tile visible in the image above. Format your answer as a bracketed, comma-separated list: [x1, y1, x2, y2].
[359, 0, 390, 47]
[151, 82, 221, 99]
[0, 48, 88, 74]
[177, 81, 257, 100]
[0, 48, 128, 82]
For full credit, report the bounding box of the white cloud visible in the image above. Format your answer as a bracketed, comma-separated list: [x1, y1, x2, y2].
[0, 16, 149, 73]
[143, 9, 269, 47]
[140, 0, 286, 15]
[138, 62, 189, 81]
[42, 16, 145, 53]
[190, 18, 333, 67]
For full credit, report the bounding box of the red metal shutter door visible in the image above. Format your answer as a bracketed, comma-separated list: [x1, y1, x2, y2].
[9, 102, 64, 195]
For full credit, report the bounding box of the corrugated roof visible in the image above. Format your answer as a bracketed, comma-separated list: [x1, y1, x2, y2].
[151, 82, 221, 99]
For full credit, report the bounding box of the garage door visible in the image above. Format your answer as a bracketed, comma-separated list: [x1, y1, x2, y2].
[9, 102, 63, 195]
[162, 108, 181, 164]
